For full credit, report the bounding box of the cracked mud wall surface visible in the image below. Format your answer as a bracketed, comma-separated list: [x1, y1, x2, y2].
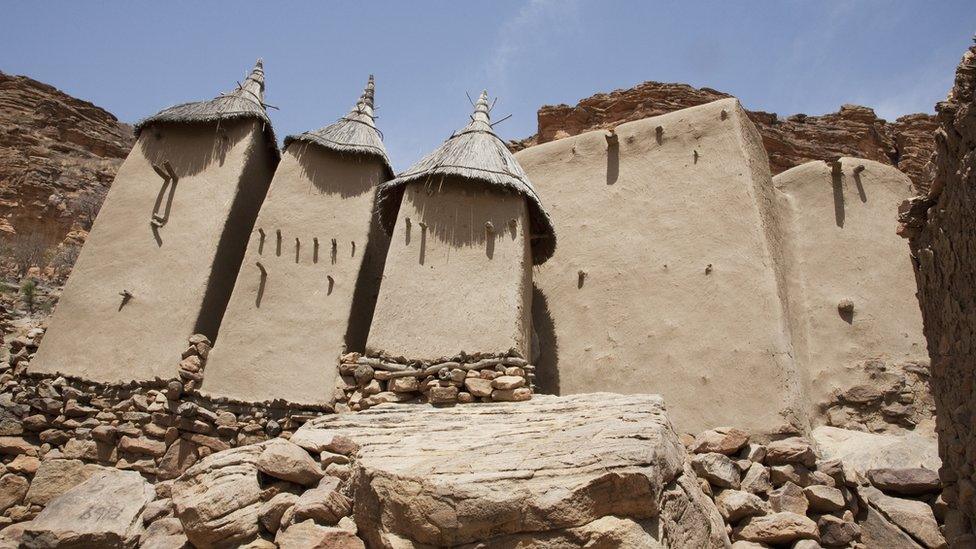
[203, 145, 388, 405]
[29, 119, 275, 383]
[516, 98, 800, 435]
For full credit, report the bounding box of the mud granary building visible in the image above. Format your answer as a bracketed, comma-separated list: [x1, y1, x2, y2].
[32, 60, 926, 438]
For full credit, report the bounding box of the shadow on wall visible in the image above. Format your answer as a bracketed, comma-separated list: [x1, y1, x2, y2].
[139, 121, 243, 179]
[606, 140, 619, 185]
[832, 167, 845, 228]
[532, 283, 559, 395]
[192, 121, 277, 340]
[344, 190, 396, 353]
[405, 178, 525, 262]
[832, 163, 871, 228]
[294, 144, 377, 199]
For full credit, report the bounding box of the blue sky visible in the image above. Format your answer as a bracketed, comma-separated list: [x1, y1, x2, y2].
[2, 2, 974, 171]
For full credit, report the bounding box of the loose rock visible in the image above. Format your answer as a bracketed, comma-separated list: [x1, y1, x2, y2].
[694, 427, 750, 455]
[256, 440, 323, 487]
[692, 452, 741, 488]
[734, 512, 819, 545]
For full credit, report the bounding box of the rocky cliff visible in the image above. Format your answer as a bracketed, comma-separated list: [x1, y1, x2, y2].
[0, 72, 133, 278]
[901, 43, 976, 544]
[510, 81, 938, 193]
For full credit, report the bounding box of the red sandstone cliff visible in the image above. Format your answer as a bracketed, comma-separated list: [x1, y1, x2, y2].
[0, 71, 133, 278]
[511, 81, 937, 193]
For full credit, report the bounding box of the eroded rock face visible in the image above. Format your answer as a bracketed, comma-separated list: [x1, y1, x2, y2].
[0, 72, 133, 274]
[25, 459, 103, 506]
[510, 80, 936, 193]
[294, 393, 725, 547]
[171, 442, 272, 548]
[901, 42, 976, 539]
[21, 468, 154, 548]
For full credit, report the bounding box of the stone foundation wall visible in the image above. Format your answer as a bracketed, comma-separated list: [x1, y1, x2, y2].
[0, 383, 951, 548]
[0, 333, 333, 529]
[334, 352, 534, 411]
[901, 43, 976, 543]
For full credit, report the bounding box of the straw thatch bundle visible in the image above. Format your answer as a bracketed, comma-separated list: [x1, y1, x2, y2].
[375, 91, 555, 264]
[134, 59, 278, 158]
[284, 75, 392, 176]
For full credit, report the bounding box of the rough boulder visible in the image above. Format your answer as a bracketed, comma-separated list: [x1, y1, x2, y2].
[295, 392, 729, 547]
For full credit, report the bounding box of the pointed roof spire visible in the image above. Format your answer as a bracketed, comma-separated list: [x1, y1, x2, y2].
[134, 58, 278, 158]
[374, 90, 556, 264]
[345, 74, 377, 129]
[238, 58, 265, 104]
[472, 90, 491, 125]
[284, 74, 391, 174]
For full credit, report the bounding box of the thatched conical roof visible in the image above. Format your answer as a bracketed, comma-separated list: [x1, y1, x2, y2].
[134, 59, 278, 157]
[284, 75, 392, 175]
[376, 91, 555, 264]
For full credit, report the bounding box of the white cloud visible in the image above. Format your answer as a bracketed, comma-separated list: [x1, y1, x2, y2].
[485, 0, 581, 92]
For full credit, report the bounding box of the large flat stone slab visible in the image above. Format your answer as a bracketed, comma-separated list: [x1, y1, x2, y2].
[812, 426, 940, 473]
[296, 393, 717, 547]
[22, 468, 154, 548]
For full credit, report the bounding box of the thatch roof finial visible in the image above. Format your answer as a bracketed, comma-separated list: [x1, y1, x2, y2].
[472, 90, 491, 124]
[283, 74, 391, 174]
[241, 58, 266, 103]
[351, 74, 377, 127]
[360, 75, 375, 109]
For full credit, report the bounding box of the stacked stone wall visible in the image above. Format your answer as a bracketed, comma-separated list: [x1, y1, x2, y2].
[900, 43, 976, 543]
[0, 330, 332, 528]
[334, 351, 534, 411]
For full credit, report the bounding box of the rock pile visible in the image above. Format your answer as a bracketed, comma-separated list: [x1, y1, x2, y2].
[821, 359, 936, 433]
[0, 389, 954, 548]
[334, 351, 534, 411]
[2, 326, 43, 375]
[687, 427, 947, 548]
[0, 393, 737, 548]
[177, 334, 211, 392]
[0, 365, 332, 530]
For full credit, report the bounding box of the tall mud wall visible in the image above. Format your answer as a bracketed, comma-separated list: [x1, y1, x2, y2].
[203, 145, 389, 405]
[509, 80, 938, 194]
[516, 98, 803, 435]
[366, 179, 532, 361]
[774, 159, 928, 429]
[29, 120, 275, 383]
[902, 43, 976, 542]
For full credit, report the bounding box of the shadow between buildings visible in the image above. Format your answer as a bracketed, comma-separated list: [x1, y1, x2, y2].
[532, 282, 560, 395]
[344, 188, 396, 353]
[192, 123, 277, 341]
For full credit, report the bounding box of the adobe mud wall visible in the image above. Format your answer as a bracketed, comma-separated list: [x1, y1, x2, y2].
[365, 178, 532, 361]
[773, 159, 928, 431]
[515, 98, 803, 435]
[203, 144, 388, 405]
[29, 119, 275, 383]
